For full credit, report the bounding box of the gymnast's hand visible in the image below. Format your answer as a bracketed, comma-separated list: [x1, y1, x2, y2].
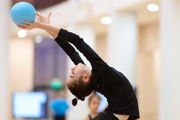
[17, 12, 52, 30]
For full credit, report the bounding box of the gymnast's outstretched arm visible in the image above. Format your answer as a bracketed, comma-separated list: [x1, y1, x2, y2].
[55, 36, 85, 65]
[56, 29, 108, 70]
[18, 12, 85, 65]
[18, 12, 108, 71]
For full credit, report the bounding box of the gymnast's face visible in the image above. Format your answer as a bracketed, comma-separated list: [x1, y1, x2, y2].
[67, 63, 88, 85]
[71, 63, 86, 78]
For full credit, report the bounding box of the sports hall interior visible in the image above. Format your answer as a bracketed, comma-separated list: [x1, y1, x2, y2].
[1, 0, 179, 120]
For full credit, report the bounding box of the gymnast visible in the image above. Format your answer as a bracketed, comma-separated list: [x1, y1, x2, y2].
[18, 12, 140, 120]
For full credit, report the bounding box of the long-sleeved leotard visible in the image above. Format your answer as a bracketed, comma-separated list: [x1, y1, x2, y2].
[54, 33, 85, 65]
[55, 29, 139, 120]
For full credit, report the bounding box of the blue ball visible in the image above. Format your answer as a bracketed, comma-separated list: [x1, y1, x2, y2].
[10, 2, 36, 25]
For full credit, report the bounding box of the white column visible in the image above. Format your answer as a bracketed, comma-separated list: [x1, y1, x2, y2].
[67, 24, 95, 120]
[74, 25, 95, 66]
[68, 25, 95, 120]
[107, 12, 138, 86]
[66, 1, 95, 120]
[159, 0, 180, 119]
[0, 0, 10, 120]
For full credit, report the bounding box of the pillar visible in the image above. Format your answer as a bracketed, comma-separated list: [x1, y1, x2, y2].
[0, 0, 10, 120]
[159, 0, 180, 119]
[107, 11, 138, 86]
[67, 25, 95, 120]
[66, 1, 96, 120]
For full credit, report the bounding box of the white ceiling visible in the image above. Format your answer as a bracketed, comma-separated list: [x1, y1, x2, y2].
[10, 0, 160, 37]
[77, 0, 160, 35]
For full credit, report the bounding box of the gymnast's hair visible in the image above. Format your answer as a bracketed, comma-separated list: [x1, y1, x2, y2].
[67, 77, 94, 106]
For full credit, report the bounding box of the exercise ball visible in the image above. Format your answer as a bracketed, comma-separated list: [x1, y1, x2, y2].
[10, 2, 36, 25]
[50, 79, 63, 90]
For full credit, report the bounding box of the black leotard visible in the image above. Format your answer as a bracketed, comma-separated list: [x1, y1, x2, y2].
[88, 114, 93, 120]
[55, 29, 140, 120]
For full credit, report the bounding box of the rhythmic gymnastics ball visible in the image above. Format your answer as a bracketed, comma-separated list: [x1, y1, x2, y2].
[10, 2, 36, 25]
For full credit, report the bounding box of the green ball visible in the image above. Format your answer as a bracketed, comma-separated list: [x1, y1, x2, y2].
[50, 80, 63, 90]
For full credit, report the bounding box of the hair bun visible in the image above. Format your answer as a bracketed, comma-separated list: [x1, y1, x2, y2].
[81, 97, 85, 101]
[72, 98, 78, 106]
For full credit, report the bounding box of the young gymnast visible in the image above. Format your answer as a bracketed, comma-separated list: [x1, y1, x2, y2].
[18, 12, 140, 120]
[83, 93, 101, 120]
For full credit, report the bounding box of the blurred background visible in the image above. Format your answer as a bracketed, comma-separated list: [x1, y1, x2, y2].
[1, 0, 180, 120]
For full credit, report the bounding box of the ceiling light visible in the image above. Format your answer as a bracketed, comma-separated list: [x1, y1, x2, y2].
[101, 16, 112, 25]
[147, 4, 159, 12]
[18, 30, 27, 38]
